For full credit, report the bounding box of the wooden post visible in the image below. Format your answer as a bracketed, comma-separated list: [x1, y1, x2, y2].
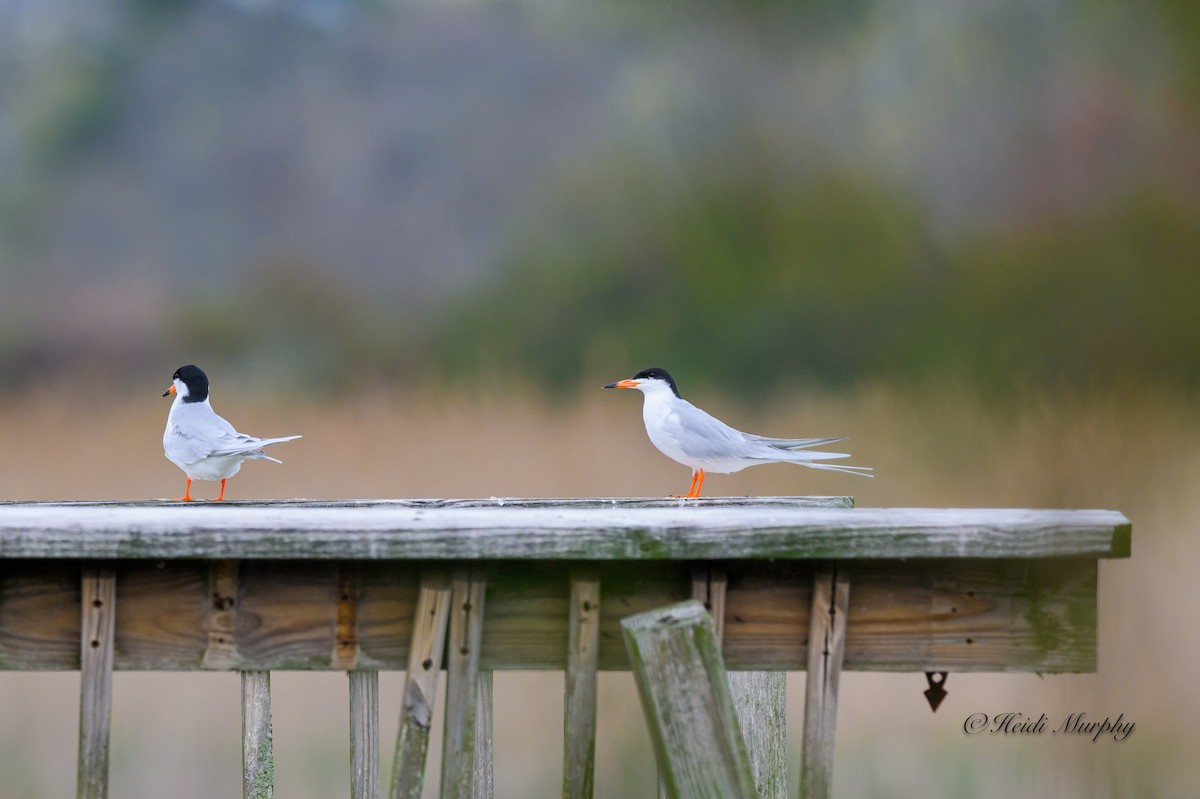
[391, 573, 453, 799]
[349, 670, 380, 799]
[242, 671, 274, 799]
[474, 671, 494, 799]
[800, 565, 850, 799]
[441, 569, 488, 799]
[694, 567, 787, 799]
[77, 566, 116, 799]
[622, 600, 757, 799]
[563, 573, 601, 799]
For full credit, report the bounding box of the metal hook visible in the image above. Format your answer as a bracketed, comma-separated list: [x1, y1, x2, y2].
[923, 671, 948, 712]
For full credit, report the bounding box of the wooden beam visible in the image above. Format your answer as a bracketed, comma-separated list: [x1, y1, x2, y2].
[77, 566, 115, 799]
[563, 574, 601, 799]
[390, 573, 452, 799]
[349, 670, 380, 799]
[241, 671, 274, 799]
[622, 600, 757, 799]
[801, 566, 850, 799]
[441, 570, 488, 799]
[0, 560, 1100, 673]
[0, 504, 1130, 561]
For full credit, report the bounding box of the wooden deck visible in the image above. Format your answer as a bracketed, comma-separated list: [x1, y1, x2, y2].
[0, 498, 1132, 799]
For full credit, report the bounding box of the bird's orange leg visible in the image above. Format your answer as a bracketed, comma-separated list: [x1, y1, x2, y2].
[216, 479, 227, 501]
[173, 478, 193, 502]
[674, 470, 705, 499]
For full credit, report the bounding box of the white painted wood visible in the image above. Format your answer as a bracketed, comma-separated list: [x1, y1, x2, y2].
[77, 567, 115, 799]
[0, 504, 1130, 560]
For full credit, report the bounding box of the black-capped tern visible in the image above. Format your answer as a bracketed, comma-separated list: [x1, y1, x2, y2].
[604, 367, 871, 498]
[162, 365, 301, 501]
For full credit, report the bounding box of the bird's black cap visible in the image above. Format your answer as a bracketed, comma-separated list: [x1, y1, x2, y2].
[632, 367, 681, 398]
[165, 364, 209, 403]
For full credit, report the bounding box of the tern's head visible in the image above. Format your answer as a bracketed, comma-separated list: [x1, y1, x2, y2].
[603, 367, 681, 398]
[162, 364, 210, 403]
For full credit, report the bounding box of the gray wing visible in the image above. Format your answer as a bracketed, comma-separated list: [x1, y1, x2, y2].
[167, 406, 296, 464]
[667, 402, 765, 461]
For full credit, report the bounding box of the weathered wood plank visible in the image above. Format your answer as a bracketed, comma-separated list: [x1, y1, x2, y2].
[801, 566, 850, 799]
[622, 600, 757, 799]
[349, 670, 380, 799]
[474, 671, 494, 799]
[441, 570, 488, 799]
[693, 566, 787, 799]
[0, 504, 1130, 560]
[563, 574, 601, 799]
[77, 566, 115, 799]
[242, 671, 275, 799]
[0, 560, 1100, 672]
[390, 573, 452, 799]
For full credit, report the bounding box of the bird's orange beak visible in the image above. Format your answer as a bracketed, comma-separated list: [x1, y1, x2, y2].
[162, 384, 176, 398]
[603, 379, 640, 390]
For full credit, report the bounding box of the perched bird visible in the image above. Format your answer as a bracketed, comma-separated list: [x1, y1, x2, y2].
[161, 365, 301, 501]
[604, 367, 871, 497]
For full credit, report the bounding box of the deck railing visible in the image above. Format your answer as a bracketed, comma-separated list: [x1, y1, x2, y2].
[0, 498, 1131, 799]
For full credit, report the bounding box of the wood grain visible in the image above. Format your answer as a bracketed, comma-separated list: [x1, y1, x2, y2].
[563, 573, 601, 799]
[241, 671, 274, 799]
[622, 600, 757, 799]
[442, 570, 488, 799]
[0, 560, 1100, 673]
[801, 566, 850, 799]
[390, 573, 452, 799]
[0, 503, 1129, 560]
[77, 567, 115, 799]
[349, 671, 380, 799]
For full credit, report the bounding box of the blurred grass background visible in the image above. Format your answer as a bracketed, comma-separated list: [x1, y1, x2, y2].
[1, 0, 1198, 795]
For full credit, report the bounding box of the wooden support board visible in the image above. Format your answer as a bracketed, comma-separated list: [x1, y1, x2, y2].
[622, 600, 758, 799]
[77, 567, 115, 799]
[0, 559, 1101, 673]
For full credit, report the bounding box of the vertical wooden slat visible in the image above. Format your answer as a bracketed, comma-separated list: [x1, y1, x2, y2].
[622, 600, 757, 799]
[391, 572, 453, 799]
[729, 671, 787, 799]
[473, 671, 494, 799]
[350, 670, 380, 799]
[77, 566, 116, 799]
[563, 573, 601, 799]
[242, 671, 274, 799]
[800, 565, 850, 799]
[694, 566, 788, 799]
[441, 569, 487, 799]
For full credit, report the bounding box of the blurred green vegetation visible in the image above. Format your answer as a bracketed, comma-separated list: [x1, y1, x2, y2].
[433, 156, 1200, 397]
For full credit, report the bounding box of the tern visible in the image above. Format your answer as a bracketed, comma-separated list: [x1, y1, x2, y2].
[162, 365, 301, 501]
[604, 367, 871, 498]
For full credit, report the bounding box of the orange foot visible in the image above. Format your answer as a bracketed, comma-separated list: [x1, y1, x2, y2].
[215, 478, 227, 501]
[173, 478, 194, 502]
[672, 469, 705, 499]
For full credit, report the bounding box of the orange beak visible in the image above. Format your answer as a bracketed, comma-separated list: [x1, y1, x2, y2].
[162, 384, 176, 398]
[603, 379, 640, 390]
